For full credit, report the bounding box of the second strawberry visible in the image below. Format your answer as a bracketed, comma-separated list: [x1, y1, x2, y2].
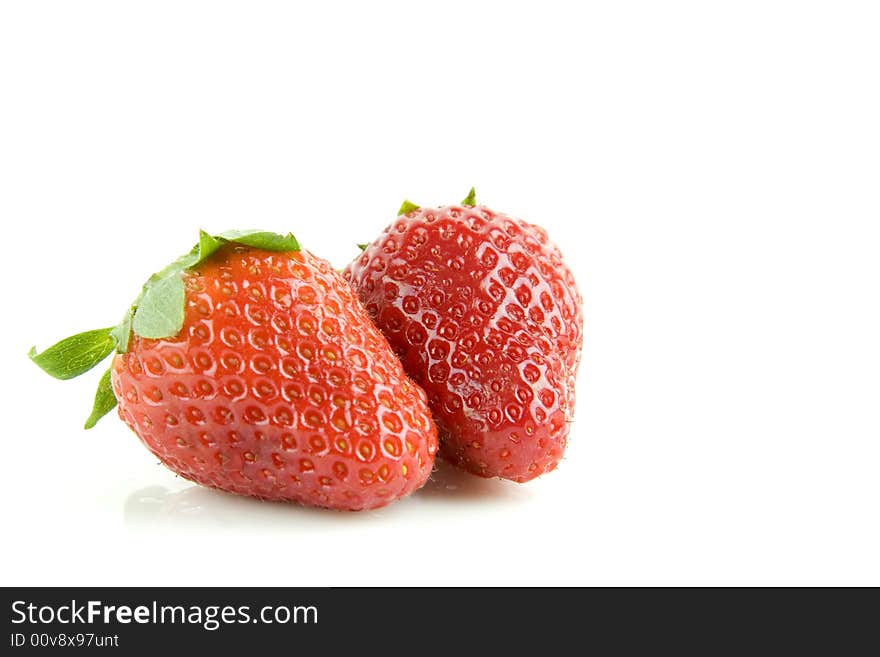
[344, 190, 583, 483]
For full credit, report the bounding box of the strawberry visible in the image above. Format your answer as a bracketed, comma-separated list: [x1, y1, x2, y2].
[343, 190, 582, 482]
[30, 230, 438, 510]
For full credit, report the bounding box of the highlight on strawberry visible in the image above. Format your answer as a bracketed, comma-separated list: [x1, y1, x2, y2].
[30, 230, 438, 511]
[344, 189, 583, 483]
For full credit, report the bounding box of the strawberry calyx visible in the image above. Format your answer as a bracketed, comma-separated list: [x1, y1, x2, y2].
[28, 229, 300, 429]
[396, 188, 477, 216]
[397, 200, 420, 216]
[357, 189, 479, 255]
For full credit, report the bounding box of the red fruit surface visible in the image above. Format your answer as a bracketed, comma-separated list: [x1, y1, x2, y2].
[111, 245, 438, 510]
[343, 204, 582, 482]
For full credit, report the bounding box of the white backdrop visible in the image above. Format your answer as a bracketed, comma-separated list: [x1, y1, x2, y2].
[1, 1, 878, 586]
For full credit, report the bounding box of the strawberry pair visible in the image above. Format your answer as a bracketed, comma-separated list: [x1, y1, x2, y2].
[31, 191, 582, 510]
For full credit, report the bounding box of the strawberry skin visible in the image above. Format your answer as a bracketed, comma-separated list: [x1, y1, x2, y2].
[343, 201, 582, 482]
[111, 245, 438, 510]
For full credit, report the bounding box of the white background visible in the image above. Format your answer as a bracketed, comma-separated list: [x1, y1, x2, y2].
[1, 1, 878, 586]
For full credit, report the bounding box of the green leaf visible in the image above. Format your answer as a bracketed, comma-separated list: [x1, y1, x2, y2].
[198, 229, 222, 260]
[357, 243, 368, 251]
[110, 306, 134, 353]
[132, 274, 186, 339]
[166, 230, 222, 274]
[217, 229, 300, 252]
[398, 200, 420, 215]
[29, 328, 116, 380]
[84, 367, 117, 429]
[36, 229, 301, 369]
[461, 187, 477, 207]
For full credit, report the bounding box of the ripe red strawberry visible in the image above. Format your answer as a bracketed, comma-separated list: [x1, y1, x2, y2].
[343, 190, 582, 482]
[30, 230, 438, 510]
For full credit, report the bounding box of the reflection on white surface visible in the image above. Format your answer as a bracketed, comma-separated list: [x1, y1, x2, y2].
[123, 460, 532, 531]
[414, 459, 533, 501]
